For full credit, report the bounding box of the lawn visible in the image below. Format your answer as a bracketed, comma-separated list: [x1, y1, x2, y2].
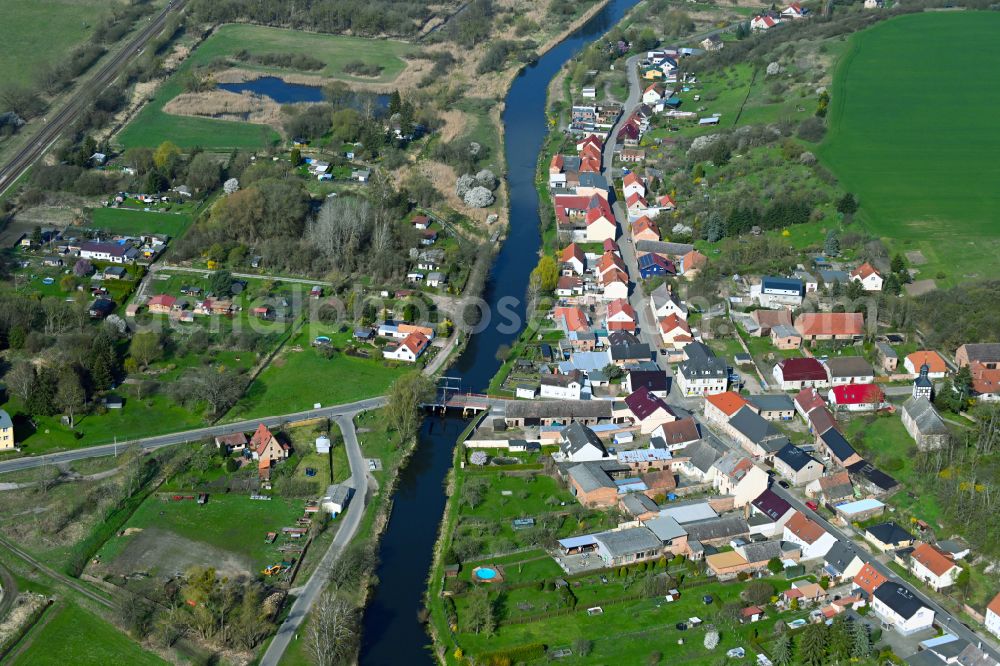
[117, 25, 413, 150]
[0, 0, 123, 88]
[818, 12, 1000, 287]
[94, 492, 305, 573]
[89, 207, 194, 237]
[13, 602, 167, 666]
[226, 326, 407, 419]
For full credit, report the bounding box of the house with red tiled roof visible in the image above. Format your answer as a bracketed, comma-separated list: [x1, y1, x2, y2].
[626, 192, 649, 218]
[783, 511, 836, 559]
[576, 134, 603, 153]
[250, 423, 290, 479]
[603, 238, 620, 255]
[606, 299, 636, 332]
[904, 351, 947, 378]
[554, 306, 589, 334]
[642, 82, 665, 104]
[657, 194, 676, 210]
[828, 384, 883, 412]
[704, 391, 749, 425]
[631, 215, 660, 242]
[794, 312, 865, 342]
[751, 14, 779, 30]
[658, 314, 693, 349]
[794, 387, 826, 421]
[909, 542, 961, 591]
[679, 249, 707, 277]
[383, 331, 430, 363]
[601, 269, 629, 301]
[850, 263, 883, 291]
[586, 199, 617, 242]
[986, 591, 1000, 639]
[782, 2, 806, 18]
[596, 251, 627, 278]
[559, 243, 586, 275]
[853, 562, 888, 597]
[773, 357, 829, 390]
[148, 294, 177, 314]
[623, 172, 645, 199]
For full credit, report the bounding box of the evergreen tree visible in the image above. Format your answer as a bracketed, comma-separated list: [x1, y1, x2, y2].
[705, 212, 724, 242]
[824, 230, 840, 256]
[891, 253, 907, 275]
[798, 623, 828, 666]
[772, 633, 793, 666]
[850, 620, 873, 659]
[836, 193, 858, 215]
[388, 90, 402, 117]
[828, 615, 852, 662]
[88, 330, 119, 392]
[27, 367, 59, 416]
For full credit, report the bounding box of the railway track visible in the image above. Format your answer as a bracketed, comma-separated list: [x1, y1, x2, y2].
[0, 0, 187, 199]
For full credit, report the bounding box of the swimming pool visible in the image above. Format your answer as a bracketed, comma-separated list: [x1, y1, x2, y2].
[314, 336, 331, 344]
[41, 277, 54, 285]
[473, 566, 500, 582]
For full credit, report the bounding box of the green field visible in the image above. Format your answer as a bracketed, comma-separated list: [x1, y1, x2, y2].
[117, 24, 414, 150]
[0, 0, 122, 88]
[227, 326, 407, 419]
[90, 207, 194, 237]
[95, 492, 305, 573]
[13, 602, 166, 666]
[819, 12, 1000, 286]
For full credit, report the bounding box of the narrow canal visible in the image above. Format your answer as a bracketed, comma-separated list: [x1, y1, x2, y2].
[359, 1, 640, 662]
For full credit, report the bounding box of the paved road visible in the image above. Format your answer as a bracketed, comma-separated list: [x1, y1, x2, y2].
[0, 397, 386, 475]
[0, 0, 187, 198]
[770, 484, 1000, 659]
[259, 412, 370, 666]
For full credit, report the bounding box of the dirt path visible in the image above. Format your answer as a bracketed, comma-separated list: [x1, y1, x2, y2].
[0, 563, 17, 621]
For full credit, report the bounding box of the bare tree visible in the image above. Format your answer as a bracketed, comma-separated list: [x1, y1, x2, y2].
[305, 591, 359, 666]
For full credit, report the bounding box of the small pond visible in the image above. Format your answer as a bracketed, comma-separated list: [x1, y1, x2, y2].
[217, 76, 325, 104]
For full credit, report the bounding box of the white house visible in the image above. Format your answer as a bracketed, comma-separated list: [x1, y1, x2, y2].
[382, 332, 429, 362]
[623, 172, 645, 200]
[602, 272, 629, 301]
[559, 422, 609, 462]
[750, 276, 804, 309]
[871, 582, 935, 635]
[712, 453, 769, 508]
[986, 592, 1000, 640]
[850, 263, 883, 291]
[782, 511, 837, 559]
[649, 283, 687, 320]
[642, 83, 665, 105]
[908, 543, 961, 591]
[676, 342, 727, 397]
[540, 372, 584, 401]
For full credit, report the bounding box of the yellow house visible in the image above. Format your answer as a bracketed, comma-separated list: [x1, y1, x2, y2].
[643, 69, 664, 80]
[0, 409, 14, 449]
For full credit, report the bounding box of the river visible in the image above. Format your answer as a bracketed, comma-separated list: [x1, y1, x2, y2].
[359, 1, 640, 662]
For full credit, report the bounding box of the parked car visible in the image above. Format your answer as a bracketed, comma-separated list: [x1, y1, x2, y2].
[806, 500, 819, 511]
[778, 480, 790, 489]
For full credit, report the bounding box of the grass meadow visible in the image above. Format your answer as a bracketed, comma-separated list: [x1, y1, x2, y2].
[89, 207, 194, 237]
[818, 12, 1000, 286]
[117, 24, 414, 150]
[12, 602, 167, 666]
[0, 0, 122, 88]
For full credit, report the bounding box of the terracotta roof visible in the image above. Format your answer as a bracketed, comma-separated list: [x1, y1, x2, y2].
[251, 423, 275, 456]
[623, 172, 642, 188]
[550, 154, 564, 171]
[608, 298, 636, 320]
[554, 306, 589, 332]
[658, 194, 676, 208]
[579, 156, 602, 173]
[706, 391, 749, 417]
[401, 331, 430, 356]
[586, 201, 614, 226]
[831, 384, 883, 405]
[601, 268, 628, 287]
[911, 542, 958, 577]
[148, 294, 177, 308]
[794, 313, 864, 337]
[632, 215, 659, 237]
[988, 591, 1000, 617]
[906, 351, 947, 374]
[681, 250, 706, 271]
[818, 470, 852, 492]
[659, 314, 691, 335]
[853, 562, 887, 596]
[753, 309, 793, 329]
[557, 275, 581, 291]
[971, 361, 1000, 395]
[560, 243, 585, 265]
[785, 511, 827, 544]
[598, 251, 627, 275]
[850, 263, 880, 280]
[603, 238, 620, 253]
[626, 192, 647, 208]
[808, 407, 839, 435]
[742, 605, 764, 617]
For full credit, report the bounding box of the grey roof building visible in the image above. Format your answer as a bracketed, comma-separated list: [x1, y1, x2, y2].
[660, 500, 718, 524]
[621, 493, 660, 517]
[729, 406, 789, 454]
[866, 522, 914, 549]
[567, 462, 617, 493]
[901, 397, 949, 451]
[635, 240, 695, 256]
[823, 541, 860, 577]
[644, 515, 688, 543]
[738, 540, 783, 563]
[825, 356, 875, 381]
[873, 582, 927, 621]
[747, 393, 795, 415]
[684, 515, 749, 543]
[594, 527, 663, 560]
[560, 422, 609, 460]
[679, 342, 727, 380]
[775, 443, 819, 472]
[678, 436, 729, 474]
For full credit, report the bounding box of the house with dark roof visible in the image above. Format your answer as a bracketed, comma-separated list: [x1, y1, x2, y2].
[609, 342, 652, 366]
[773, 443, 824, 486]
[750, 488, 795, 537]
[625, 387, 676, 434]
[872, 582, 935, 634]
[566, 460, 630, 506]
[684, 515, 750, 547]
[746, 393, 795, 421]
[864, 522, 915, 553]
[824, 357, 875, 386]
[846, 459, 899, 497]
[503, 400, 612, 427]
[726, 406, 790, 459]
[818, 428, 862, 468]
[773, 357, 829, 390]
[751, 276, 804, 308]
[676, 436, 728, 481]
[823, 541, 865, 582]
[805, 470, 854, 505]
[901, 397, 949, 451]
[643, 515, 688, 554]
[559, 422, 610, 462]
[625, 369, 669, 397]
[676, 342, 727, 397]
